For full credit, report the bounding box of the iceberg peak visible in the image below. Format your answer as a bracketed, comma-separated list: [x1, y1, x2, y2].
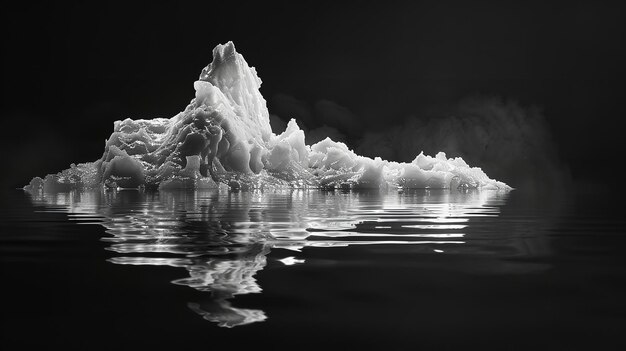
[196, 41, 271, 144]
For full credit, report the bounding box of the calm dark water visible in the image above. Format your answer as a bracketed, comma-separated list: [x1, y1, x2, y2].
[1, 186, 624, 349]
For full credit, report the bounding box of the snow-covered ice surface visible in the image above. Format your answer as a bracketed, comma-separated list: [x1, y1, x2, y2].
[24, 42, 510, 192]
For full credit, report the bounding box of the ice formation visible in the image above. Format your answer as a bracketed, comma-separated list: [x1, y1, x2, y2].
[24, 42, 510, 192]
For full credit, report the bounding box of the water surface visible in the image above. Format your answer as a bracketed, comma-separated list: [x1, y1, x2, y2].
[1, 187, 624, 349]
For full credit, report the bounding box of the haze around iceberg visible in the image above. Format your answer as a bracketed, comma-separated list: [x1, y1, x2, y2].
[25, 42, 510, 192]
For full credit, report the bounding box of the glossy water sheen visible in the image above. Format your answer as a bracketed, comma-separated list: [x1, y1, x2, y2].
[1, 187, 624, 349]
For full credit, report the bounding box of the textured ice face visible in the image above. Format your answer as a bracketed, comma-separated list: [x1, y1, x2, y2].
[24, 42, 510, 192]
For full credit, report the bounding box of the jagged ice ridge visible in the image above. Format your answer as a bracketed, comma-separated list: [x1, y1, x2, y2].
[25, 42, 510, 192]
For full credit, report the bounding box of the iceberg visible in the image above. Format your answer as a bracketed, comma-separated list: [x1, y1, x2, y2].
[24, 42, 510, 192]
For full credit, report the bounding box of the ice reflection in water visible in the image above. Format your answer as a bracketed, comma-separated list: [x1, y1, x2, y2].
[27, 189, 510, 327]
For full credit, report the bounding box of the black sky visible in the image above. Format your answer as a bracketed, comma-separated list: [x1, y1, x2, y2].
[2, 1, 625, 189]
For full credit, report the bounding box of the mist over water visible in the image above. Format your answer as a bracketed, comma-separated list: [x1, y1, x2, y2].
[271, 95, 570, 190]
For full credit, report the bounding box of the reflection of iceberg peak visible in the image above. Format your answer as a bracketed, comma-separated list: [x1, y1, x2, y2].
[188, 301, 267, 328]
[25, 42, 510, 192]
[171, 244, 269, 296]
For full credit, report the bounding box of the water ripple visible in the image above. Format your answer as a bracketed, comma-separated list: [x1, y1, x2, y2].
[27, 188, 511, 327]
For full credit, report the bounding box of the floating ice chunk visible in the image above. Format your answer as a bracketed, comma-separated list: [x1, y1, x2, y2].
[25, 42, 510, 192]
[278, 257, 306, 266]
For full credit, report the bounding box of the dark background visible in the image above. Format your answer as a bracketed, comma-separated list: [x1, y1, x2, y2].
[2, 1, 624, 190]
[2, 3, 626, 348]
